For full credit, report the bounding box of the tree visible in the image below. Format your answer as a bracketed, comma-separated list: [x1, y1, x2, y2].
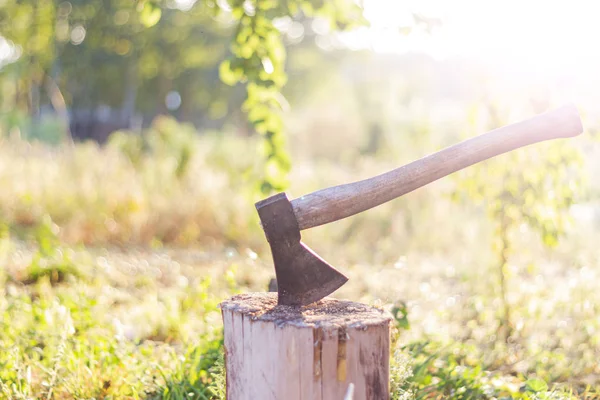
[0, 0, 366, 190]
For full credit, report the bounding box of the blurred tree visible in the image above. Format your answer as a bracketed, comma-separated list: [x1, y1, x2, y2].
[0, 0, 56, 118]
[0, 0, 367, 191]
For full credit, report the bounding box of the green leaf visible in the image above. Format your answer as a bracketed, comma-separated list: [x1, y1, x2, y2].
[232, 6, 244, 20]
[525, 378, 548, 393]
[391, 301, 410, 330]
[139, 1, 162, 28]
[219, 60, 242, 86]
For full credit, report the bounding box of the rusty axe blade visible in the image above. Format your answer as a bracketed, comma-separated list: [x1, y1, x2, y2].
[256, 104, 583, 307]
[256, 193, 348, 306]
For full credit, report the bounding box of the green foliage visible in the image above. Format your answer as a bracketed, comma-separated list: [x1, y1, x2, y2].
[21, 254, 79, 286]
[0, 0, 367, 194]
[389, 349, 414, 400]
[396, 340, 578, 400]
[391, 300, 411, 331]
[107, 130, 146, 167]
[139, 0, 163, 28]
[219, 0, 366, 193]
[19, 216, 80, 286]
[108, 115, 197, 179]
[0, 111, 67, 145]
[452, 102, 584, 340]
[150, 339, 225, 400]
[0, 244, 230, 398]
[0, 220, 9, 257]
[526, 378, 549, 393]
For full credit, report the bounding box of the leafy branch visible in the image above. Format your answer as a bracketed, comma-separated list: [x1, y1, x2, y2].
[219, 0, 366, 193]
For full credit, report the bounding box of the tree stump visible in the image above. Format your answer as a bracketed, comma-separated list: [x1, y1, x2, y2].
[220, 292, 391, 400]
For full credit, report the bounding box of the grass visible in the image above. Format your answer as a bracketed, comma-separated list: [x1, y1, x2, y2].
[1, 112, 600, 398]
[0, 242, 230, 399]
[2, 236, 599, 399]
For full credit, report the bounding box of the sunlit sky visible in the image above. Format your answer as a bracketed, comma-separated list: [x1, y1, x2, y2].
[2, 0, 599, 83]
[346, 0, 600, 78]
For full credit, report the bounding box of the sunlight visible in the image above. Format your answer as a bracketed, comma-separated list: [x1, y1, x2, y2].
[351, 0, 600, 77]
[3, 0, 600, 396]
[0, 36, 21, 67]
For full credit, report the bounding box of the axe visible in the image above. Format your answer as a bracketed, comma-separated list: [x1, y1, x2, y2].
[256, 104, 583, 306]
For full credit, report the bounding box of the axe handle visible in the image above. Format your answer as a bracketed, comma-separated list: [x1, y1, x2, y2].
[291, 103, 583, 231]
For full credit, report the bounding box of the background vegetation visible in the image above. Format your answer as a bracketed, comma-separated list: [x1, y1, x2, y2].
[2, 0, 600, 399]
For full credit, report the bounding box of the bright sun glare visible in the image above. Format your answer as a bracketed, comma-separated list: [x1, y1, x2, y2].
[351, 0, 600, 79]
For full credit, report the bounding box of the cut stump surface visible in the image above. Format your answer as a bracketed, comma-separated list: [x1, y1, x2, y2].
[221, 292, 391, 400]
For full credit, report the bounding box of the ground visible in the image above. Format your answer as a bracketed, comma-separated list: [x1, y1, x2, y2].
[1, 131, 600, 399]
[2, 237, 600, 399]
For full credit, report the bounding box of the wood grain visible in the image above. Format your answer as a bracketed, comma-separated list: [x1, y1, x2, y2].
[291, 103, 583, 230]
[221, 292, 391, 400]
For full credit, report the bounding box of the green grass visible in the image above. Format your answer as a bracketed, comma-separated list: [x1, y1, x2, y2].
[0, 243, 230, 399]
[2, 234, 600, 399]
[1, 118, 600, 398]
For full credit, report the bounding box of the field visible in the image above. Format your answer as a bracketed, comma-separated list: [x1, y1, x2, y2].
[4, 0, 600, 398]
[1, 110, 600, 399]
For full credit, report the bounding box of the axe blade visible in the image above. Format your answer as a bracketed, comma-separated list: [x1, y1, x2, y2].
[256, 193, 348, 306]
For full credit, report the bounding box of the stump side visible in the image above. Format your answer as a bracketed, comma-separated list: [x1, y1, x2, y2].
[221, 292, 391, 400]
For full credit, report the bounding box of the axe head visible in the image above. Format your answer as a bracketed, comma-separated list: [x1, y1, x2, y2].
[256, 193, 348, 306]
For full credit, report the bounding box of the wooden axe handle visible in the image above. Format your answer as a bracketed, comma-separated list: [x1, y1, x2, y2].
[291, 103, 583, 231]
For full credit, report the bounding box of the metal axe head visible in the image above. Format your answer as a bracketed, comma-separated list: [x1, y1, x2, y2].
[256, 193, 348, 306]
